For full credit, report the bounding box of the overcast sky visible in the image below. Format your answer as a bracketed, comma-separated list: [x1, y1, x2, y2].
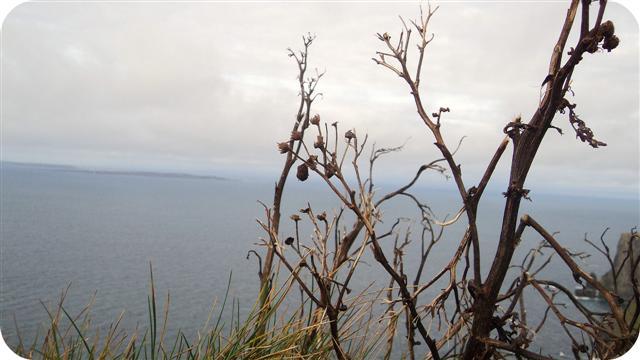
[1, 1, 638, 196]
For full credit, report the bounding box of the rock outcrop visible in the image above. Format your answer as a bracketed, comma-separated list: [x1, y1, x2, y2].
[600, 233, 640, 300]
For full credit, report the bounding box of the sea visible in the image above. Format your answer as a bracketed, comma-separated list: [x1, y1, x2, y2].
[1, 163, 638, 358]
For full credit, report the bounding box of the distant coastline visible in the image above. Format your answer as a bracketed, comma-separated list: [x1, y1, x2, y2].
[1, 161, 229, 181]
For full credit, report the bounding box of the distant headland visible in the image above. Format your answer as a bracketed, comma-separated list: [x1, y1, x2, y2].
[1, 161, 229, 181]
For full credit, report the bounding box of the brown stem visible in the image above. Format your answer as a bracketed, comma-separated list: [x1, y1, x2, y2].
[521, 215, 628, 332]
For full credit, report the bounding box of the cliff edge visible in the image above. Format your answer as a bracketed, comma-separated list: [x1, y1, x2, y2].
[600, 232, 640, 300]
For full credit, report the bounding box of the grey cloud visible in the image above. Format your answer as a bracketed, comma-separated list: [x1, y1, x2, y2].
[1, 1, 637, 194]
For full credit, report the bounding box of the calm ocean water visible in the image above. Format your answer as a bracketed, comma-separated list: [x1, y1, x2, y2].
[1, 164, 638, 357]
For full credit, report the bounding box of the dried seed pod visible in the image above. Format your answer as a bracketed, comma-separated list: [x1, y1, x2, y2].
[299, 259, 307, 268]
[277, 142, 291, 154]
[344, 130, 355, 140]
[310, 114, 321, 125]
[339, 304, 348, 312]
[290, 214, 301, 222]
[296, 163, 309, 181]
[314, 135, 324, 150]
[316, 212, 326, 221]
[603, 35, 619, 52]
[300, 207, 311, 214]
[284, 237, 294, 246]
[599, 20, 615, 38]
[325, 165, 335, 179]
[290, 130, 303, 141]
[306, 155, 318, 170]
